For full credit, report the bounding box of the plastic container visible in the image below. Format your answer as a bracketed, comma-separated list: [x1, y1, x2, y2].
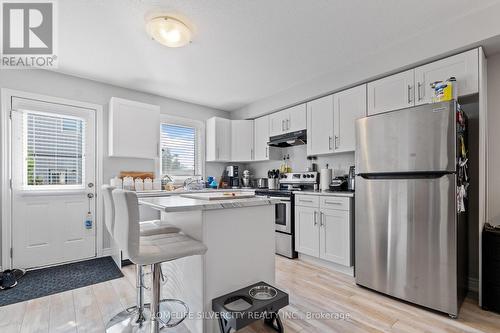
[143, 178, 153, 191]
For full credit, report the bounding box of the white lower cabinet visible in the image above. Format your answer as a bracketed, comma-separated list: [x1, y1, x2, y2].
[295, 206, 320, 257]
[295, 195, 353, 266]
[319, 208, 351, 266]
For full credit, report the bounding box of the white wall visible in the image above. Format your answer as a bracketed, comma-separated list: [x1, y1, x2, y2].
[245, 146, 354, 179]
[487, 52, 500, 224]
[0, 69, 230, 257]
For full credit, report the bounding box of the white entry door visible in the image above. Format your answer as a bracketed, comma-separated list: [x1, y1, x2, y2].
[10, 97, 96, 269]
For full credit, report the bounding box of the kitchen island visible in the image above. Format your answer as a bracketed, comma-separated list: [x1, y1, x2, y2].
[139, 195, 278, 333]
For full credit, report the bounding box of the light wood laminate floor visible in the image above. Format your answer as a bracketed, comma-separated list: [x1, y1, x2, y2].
[0, 256, 499, 333]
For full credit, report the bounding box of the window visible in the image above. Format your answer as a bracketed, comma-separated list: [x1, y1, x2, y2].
[160, 123, 197, 177]
[24, 112, 85, 187]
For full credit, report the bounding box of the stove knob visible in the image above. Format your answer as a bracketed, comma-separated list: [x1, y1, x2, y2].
[302, 174, 307, 178]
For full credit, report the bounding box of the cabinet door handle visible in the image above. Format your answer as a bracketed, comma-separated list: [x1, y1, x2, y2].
[281, 120, 285, 132]
[417, 82, 422, 101]
[286, 119, 290, 131]
[313, 211, 318, 226]
[328, 136, 332, 150]
[334, 135, 339, 150]
[320, 212, 325, 227]
[266, 147, 268, 158]
[325, 201, 342, 205]
[299, 199, 313, 203]
[251, 148, 254, 160]
[408, 85, 412, 104]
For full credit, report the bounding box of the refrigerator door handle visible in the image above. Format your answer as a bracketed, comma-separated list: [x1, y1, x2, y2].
[357, 172, 452, 180]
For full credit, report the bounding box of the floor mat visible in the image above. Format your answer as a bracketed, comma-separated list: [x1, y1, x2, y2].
[0, 256, 123, 306]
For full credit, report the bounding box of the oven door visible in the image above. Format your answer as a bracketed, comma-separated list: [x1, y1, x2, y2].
[271, 197, 291, 233]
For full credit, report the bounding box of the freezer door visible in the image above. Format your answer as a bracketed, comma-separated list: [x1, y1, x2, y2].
[356, 101, 456, 174]
[355, 174, 458, 315]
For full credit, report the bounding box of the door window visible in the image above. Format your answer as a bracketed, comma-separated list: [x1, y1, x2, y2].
[24, 111, 85, 189]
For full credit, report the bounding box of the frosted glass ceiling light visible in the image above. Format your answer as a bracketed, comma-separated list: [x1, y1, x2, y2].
[146, 16, 192, 48]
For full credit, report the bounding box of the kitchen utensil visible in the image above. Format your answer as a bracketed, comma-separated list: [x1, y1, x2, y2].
[248, 285, 277, 300]
[242, 170, 252, 188]
[268, 178, 279, 190]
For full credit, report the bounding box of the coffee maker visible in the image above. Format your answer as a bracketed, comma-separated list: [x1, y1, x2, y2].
[226, 165, 240, 188]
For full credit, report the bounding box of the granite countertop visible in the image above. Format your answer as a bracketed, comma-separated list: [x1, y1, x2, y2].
[293, 190, 355, 198]
[139, 195, 279, 212]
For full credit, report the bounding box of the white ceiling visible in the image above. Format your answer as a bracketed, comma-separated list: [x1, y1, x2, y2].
[56, 0, 500, 111]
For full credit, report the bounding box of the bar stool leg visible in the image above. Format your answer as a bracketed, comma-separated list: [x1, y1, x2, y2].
[150, 263, 162, 333]
[136, 265, 146, 322]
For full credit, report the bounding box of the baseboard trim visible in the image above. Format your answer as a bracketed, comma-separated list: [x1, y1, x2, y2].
[101, 247, 117, 257]
[298, 254, 354, 276]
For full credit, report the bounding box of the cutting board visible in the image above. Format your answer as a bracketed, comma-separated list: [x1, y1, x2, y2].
[119, 171, 155, 180]
[180, 192, 255, 201]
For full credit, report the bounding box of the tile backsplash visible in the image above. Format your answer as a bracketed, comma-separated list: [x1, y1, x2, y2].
[243, 145, 355, 177]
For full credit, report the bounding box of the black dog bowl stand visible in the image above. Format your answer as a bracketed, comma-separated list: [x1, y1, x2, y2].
[212, 281, 289, 333]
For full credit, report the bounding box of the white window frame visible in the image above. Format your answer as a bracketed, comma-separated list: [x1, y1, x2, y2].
[157, 114, 205, 184]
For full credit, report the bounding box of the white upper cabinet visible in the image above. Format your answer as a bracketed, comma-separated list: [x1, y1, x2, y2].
[254, 116, 271, 161]
[206, 117, 231, 161]
[415, 48, 479, 105]
[269, 104, 306, 136]
[269, 110, 289, 137]
[333, 84, 367, 152]
[307, 95, 334, 156]
[230, 120, 254, 161]
[108, 97, 160, 159]
[287, 104, 307, 133]
[367, 69, 415, 115]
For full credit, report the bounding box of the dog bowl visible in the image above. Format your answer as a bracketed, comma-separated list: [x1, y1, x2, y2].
[248, 285, 277, 300]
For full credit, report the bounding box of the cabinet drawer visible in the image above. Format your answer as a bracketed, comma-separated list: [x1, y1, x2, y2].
[320, 196, 350, 211]
[295, 195, 320, 207]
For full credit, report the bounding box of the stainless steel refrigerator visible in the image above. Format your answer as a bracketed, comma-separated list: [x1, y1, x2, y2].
[355, 101, 467, 318]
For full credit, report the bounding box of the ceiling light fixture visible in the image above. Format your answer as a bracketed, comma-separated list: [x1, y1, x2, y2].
[146, 16, 192, 48]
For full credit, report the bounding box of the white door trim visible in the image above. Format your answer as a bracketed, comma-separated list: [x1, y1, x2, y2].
[1, 88, 104, 270]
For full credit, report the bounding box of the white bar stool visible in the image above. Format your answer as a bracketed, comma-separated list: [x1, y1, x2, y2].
[110, 189, 207, 333]
[102, 185, 180, 330]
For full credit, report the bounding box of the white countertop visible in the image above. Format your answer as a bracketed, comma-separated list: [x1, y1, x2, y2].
[136, 188, 255, 198]
[139, 195, 279, 212]
[293, 190, 355, 198]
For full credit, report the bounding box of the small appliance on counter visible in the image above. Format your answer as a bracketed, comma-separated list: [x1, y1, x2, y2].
[330, 176, 348, 191]
[226, 165, 240, 188]
[256, 178, 268, 189]
[242, 170, 252, 188]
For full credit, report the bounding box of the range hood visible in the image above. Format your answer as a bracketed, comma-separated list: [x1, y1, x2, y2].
[268, 129, 307, 148]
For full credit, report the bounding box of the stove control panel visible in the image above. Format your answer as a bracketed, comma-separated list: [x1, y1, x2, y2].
[280, 172, 318, 184]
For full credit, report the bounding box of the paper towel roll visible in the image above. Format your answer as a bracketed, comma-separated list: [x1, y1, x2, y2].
[320, 168, 332, 191]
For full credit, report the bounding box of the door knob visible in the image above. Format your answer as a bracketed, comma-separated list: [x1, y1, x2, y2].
[87, 193, 94, 199]
[88, 182, 94, 188]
